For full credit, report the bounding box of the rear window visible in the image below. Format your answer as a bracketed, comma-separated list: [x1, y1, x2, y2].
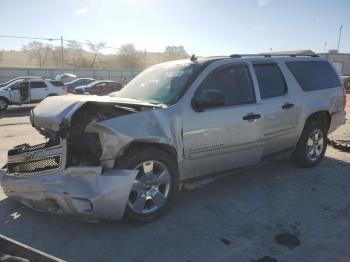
[253, 63, 287, 99]
[286, 61, 341, 91]
[50, 80, 65, 87]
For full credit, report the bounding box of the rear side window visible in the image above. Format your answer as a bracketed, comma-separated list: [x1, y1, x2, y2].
[30, 81, 47, 88]
[286, 61, 341, 91]
[253, 63, 287, 99]
[50, 80, 64, 87]
[199, 64, 256, 106]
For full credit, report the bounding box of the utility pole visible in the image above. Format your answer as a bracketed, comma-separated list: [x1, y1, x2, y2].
[337, 24, 343, 52]
[323, 42, 327, 57]
[60, 35, 64, 68]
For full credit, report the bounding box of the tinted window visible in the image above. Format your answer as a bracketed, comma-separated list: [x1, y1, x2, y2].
[199, 64, 255, 106]
[286, 61, 341, 91]
[50, 80, 64, 87]
[253, 63, 287, 99]
[31, 81, 47, 88]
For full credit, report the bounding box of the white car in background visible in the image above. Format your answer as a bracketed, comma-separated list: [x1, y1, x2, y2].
[0, 79, 67, 111]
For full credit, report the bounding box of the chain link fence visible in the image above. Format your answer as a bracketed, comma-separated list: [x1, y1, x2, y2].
[0, 67, 141, 83]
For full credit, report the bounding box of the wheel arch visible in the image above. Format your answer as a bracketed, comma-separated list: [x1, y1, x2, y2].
[115, 141, 178, 168]
[304, 110, 331, 132]
[0, 96, 10, 103]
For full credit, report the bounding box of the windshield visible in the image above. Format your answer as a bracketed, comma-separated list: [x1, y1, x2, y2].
[111, 62, 198, 105]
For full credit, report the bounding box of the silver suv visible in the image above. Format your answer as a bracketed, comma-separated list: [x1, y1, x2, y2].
[0, 54, 346, 222]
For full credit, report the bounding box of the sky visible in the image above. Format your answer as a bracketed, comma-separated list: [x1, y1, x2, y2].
[0, 0, 349, 56]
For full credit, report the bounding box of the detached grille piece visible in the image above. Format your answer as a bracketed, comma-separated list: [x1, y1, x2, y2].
[8, 156, 61, 174]
[8, 142, 59, 156]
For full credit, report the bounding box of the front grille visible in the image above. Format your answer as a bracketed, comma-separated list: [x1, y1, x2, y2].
[8, 156, 61, 174]
[8, 142, 59, 156]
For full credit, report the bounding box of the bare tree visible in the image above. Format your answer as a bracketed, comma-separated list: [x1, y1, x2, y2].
[163, 45, 189, 61]
[87, 41, 105, 68]
[117, 43, 142, 70]
[65, 41, 89, 68]
[23, 41, 51, 68]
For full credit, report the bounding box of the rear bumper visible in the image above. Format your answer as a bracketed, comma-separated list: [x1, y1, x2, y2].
[328, 110, 346, 134]
[0, 167, 137, 220]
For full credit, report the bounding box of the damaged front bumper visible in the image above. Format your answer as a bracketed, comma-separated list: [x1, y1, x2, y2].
[0, 141, 137, 220]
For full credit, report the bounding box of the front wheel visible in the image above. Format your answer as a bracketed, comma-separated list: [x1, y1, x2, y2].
[0, 97, 8, 111]
[293, 121, 327, 167]
[117, 147, 179, 223]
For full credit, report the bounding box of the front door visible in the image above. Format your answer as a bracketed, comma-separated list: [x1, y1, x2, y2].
[182, 63, 264, 179]
[252, 62, 297, 156]
[9, 81, 30, 103]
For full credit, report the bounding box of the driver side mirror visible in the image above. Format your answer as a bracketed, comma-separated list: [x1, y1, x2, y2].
[192, 89, 225, 112]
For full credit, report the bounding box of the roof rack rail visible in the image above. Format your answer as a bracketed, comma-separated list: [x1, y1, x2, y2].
[229, 53, 319, 58]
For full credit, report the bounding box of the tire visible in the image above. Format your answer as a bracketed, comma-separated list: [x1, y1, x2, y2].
[117, 146, 179, 223]
[0, 97, 9, 111]
[292, 121, 327, 168]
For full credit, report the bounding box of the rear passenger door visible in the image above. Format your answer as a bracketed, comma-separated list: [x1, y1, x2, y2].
[30, 80, 49, 101]
[252, 62, 297, 156]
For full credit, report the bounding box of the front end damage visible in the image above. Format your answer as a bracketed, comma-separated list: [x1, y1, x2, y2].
[0, 95, 178, 220]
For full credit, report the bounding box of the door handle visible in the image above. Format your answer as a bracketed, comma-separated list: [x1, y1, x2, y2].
[242, 113, 261, 121]
[282, 103, 295, 110]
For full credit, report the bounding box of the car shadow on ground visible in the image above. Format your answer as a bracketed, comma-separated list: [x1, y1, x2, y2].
[0, 156, 349, 261]
[0, 105, 36, 119]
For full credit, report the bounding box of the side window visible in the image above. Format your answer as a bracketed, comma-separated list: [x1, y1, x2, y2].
[31, 81, 47, 89]
[16, 82, 29, 89]
[96, 82, 106, 88]
[253, 63, 287, 99]
[50, 81, 64, 87]
[199, 64, 256, 106]
[286, 61, 341, 91]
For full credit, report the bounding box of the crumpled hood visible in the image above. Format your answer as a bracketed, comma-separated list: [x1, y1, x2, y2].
[30, 95, 159, 132]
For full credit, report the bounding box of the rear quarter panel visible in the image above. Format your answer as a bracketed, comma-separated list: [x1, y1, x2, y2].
[280, 58, 344, 140]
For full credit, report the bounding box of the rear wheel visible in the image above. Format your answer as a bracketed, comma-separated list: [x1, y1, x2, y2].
[118, 147, 179, 223]
[293, 121, 327, 167]
[0, 97, 8, 111]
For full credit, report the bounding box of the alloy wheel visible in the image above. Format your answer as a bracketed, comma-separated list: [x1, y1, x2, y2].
[128, 160, 171, 215]
[306, 129, 324, 161]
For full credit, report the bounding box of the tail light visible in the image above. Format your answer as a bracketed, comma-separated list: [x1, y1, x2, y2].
[343, 85, 347, 110]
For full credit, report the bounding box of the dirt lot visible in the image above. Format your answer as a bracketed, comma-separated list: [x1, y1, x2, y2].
[0, 101, 349, 262]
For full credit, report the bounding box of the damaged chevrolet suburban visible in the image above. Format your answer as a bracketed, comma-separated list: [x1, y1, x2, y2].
[0, 55, 346, 222]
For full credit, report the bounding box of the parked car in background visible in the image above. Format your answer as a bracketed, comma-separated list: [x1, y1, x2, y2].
[55, 73, 77, 83]
[65, 78, 95, 93]
[0, 79, 66, 111]
[0, 76, 42, 88]
[73, 80, 122, 95]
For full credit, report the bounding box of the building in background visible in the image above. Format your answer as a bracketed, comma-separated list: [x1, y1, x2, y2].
[321, 50, 350, 76]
